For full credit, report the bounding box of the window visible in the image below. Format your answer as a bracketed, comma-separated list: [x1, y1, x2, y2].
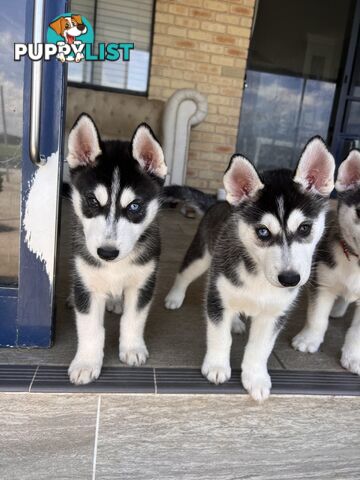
[68, 0, 155, 94]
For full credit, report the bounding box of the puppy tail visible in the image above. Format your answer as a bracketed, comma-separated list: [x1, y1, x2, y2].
[162, 185, 217, 214]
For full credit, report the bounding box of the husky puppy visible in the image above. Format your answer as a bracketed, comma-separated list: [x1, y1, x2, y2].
[165, 137, 335, 400]
[292, 149, 360, 375]
[67, 113, 167, 385]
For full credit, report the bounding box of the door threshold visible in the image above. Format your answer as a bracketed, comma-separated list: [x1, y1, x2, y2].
[0, 365, 359, 395]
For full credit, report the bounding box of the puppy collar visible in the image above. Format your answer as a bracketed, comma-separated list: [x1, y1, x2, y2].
[340, 239, 359, 261]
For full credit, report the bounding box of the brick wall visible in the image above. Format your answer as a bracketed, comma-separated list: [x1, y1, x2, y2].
[148, 0, 255, 192]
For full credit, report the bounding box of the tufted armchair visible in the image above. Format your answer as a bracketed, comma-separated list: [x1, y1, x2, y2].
[64, 86, 208, 185]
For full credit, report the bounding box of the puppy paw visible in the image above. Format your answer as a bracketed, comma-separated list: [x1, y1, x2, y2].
[241, 369, 271, 402]
[119, 346, 149, 367]
[341, 350, 360, 375]
[164, 289, 185, 310]
[201, 360, 231, 384]
[68, 359, 102, 385]
[292, 329, 322, 353]
[231, 315, 246, 334]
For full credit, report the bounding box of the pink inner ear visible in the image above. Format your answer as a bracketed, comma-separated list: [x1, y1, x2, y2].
[140, 138, 156, 172]
[338, 154, 360, 189]
[224, 157, 263, 204]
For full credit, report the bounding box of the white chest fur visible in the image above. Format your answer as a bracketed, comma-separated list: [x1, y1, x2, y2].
[217, 269, 298, 319]
[76, 255, 155, 297]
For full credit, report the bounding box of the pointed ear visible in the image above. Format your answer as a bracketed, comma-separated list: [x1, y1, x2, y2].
[293, 136, 335, 196]
[335, 149, 360, 192]
[223, 155, 264, 206]
[49, 18, 63, 36]
[131, 123, 167, 179]
[67, 114, 102, 169]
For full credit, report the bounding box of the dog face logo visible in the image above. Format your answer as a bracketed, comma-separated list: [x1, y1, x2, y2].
[47, 13, 93, 63]
[49, 15, 87, 44]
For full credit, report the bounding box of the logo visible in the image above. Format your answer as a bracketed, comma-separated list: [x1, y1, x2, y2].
[14, 13, 134, 63]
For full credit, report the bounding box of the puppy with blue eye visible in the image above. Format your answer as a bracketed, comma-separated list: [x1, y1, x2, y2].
[165, 137, 335, 401]
[67, 113, 167, 385]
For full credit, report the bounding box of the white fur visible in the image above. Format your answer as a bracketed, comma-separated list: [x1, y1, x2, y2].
[223, 155, 264, 205]
[94, 185, 108, 207]
[120, 187, 136, 208]
[69, 254, 156, 384]
[132, 126, 167, 178]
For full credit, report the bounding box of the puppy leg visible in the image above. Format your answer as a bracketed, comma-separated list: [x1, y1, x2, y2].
[292, 289, 337, 353]
[68, 293, 106, 385]
[201, 302, 234, 384]
[330, 296, 349, 318]
[165, 229, 211, 310]
[241, 315, 279, 401]
[341, 302, 360, 375]
[119, 271, 156, 366]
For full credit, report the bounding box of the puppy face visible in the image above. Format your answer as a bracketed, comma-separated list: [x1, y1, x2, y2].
[50, 15, 87, 42]
[335, 150, 360, 252]
[67, 114, 167, 263]
[224, 137, 335, 288]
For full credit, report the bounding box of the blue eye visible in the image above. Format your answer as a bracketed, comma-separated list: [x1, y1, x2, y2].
[128, 202, 141, 213]
[256, 226, 271, 241]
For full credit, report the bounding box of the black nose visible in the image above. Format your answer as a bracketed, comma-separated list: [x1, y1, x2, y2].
[77, 23, 86, 31]
[278, 271, 300, 287]
[97, 247, 119, 261]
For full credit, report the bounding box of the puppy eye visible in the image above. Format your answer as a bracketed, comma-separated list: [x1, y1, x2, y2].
[355, 208, 360, 219]
[85, 194, 99, 208]
[256, 226, 271, 241]
[127, 201, 142, 213]
[65, 22, 70, 28]
[298, 222, 312, 237]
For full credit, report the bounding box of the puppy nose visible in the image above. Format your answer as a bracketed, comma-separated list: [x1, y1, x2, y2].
[77, 24, 86, 31]
[97, 247, 119, 261]
[278, 271, 300, 287]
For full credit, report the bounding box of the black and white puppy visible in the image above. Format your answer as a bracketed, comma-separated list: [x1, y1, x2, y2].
[293, 149, 360, 375]
[165, 138, 335, 401]
[67, 114, 167, 385]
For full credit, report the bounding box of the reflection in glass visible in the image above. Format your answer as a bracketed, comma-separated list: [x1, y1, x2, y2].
[0, 0, 25, 284]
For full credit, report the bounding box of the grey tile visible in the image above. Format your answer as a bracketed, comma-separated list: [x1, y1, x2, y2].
[0, 394, 97, 479]
[31, 366, 155, 393]
[95, 395, 360, 479]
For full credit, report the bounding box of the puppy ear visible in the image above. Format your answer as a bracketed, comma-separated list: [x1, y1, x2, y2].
[131, 123, 167, 179]
[293, 136, 335, 196]
[335, 149, 360, 192]
[72, 15, 82, 24]
[223, 155, 264, 206]
[49, 18, 63, 36]
[67, 114, 102, 169]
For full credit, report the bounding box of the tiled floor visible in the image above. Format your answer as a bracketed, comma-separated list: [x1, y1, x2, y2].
[0, 393, 360, 480]
[0, 197, 352, 372]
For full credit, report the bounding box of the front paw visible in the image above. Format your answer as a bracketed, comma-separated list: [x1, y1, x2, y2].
[164, 288, 185, 310]
[292, 328, 322, 353]
[119, 345, 149, 366]
[341, 349, 360, 375]
[201, 358, 231, 384]
[241, 368, 271, 402]
[68, 358, 102, 385]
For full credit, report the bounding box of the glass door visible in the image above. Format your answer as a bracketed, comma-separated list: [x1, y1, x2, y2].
[330, 0, 360, 162]
[237, 0, 355, 170]
[0, 0, 67, 346]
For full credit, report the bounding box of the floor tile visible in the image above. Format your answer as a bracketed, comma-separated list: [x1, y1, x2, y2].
[95, 395, 360, 480]
[0, 394, 98, 479]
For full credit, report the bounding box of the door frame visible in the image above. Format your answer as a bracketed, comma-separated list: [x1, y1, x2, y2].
[0, 0, 67, 347]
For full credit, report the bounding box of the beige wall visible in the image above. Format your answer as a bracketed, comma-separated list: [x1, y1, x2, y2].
[148, 0, 255, 192]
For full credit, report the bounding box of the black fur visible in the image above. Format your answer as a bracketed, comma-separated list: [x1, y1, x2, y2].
[163, 185, 216, 213]
[137, 270, 157, 311]
[73, 271, 90, 314]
